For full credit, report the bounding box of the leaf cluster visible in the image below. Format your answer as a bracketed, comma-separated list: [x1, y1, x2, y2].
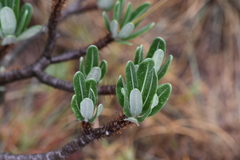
[116, 37, 172, 126]
[71, 45, 107, 123]
[0, 0, 42, 45]
[103, 0, 154, 45]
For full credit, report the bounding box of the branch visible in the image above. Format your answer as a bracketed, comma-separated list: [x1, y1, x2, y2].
[61, 2, 98, 21]
[51, 33, 114, 63]
[0, 115, 132, 160]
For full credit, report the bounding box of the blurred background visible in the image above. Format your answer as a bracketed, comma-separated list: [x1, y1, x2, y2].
[0, 0, 240, 159]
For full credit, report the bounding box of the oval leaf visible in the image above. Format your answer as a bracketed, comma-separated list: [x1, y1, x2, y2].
[129, 89, 142, 116]
[126, 61, 138, 93]
[80, 98, 94, 121]
[134, 45, 144, 65]
[148, 83, 172, 117]
[86, 67, 101, 82]
[158, 55, 173, 80]
[110, 20, 118, 38]
[1, 35, 17, 45]
[89, 103, 104, 123]
[147, 37, 166, 58]
[130, 2, 150, 21]
[116, 75, 125, 107]
[73, 71, 87, 103]
[17, 25, 42, 41]
[85, 45, 99, 75]
[117, 22, 134, 39]
[71, 95, 84, 121]
[152, 49, 164, 72]
[0, 7, 16, 36]
[124, 117, 140, 126]
[99, 60, 107, 80]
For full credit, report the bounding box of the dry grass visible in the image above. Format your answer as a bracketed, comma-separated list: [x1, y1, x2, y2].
[0, 0, 240, 159]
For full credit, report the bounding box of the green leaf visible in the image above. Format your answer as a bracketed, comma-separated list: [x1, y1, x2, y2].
[2, 35, 17, 46]
[102, 11, 110, 31]
[12, 0, 20, 20]
[147, 37, 166, 58]
[122, 22, 154, 41]
[116, 75, 125, 107]
[79, 57, 85, 76]
[124, 117, 139, 126]
[86, 67, 101, 82]
[129, 89, 142, 116]
[130, 2, 150, 21]
[89, 88, 97, 106]
[17, 3, 32, 32]
[123, 88, 131, 117]
[126, 61, 138, 93]
[121, 2, 132, 28]
[89, 103, 104, 123]
[1, 35, 17, 45]
[85, 45, 99, 75]
[110, 20, 118, 38]
[157, 55, 173, 80]
[73, 71, 87, 103]
[137, 106, 151, 122]
[148, 83, 172, 116]
[97, 0, 115, 10]
[134, 45, 144, 65]
[86, 79, 97, 103]
[15, 9, 28, 36]
[117, 22, 134, 39]
[71, 95, 84, 121]
[118, 0, 125, 20]
[99, 60, 107, 80]
[80, 98, 94, 121]
[116, 40, 132, 45]
[17, 25, 42, 41]
[152, 49, 164, 72]
[113, 1, 120, 21]
[0, 7, 16, 36]
[137, 59, 157, 111]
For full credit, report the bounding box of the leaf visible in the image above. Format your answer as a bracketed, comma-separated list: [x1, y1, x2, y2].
[86, 79, 97, 104]
[116, 40, 132, 45]
[17, 25, 42, 41]
[130, 2, 150, 21]
[137, 59, 157, 111]
[110, 20, 118, 38]
[79, 57, 85, 76]
[85, 45, 99, 75]
[148, 83, 172, 117]
[147, 37, 166, 58]
[152, 49, 164, 72]
[71, 95, 84, 121]
[18, 3, 32, 32]
[123, 88, 131, 117]
[122, 22, 154, 41]
[80, 98, 94, 121]
[134, 45, 144, 65]
[129, 89, 142, 116]
[15, 7, 28, 36]
[86, 67, 102, 82]
[118, 0, 126, 20]
[0, 7, 16, 36]
[102, 11, 110, 31]
[97, 0, 114, 10]
[150, 94, 159, 109]
[137, 106, 151, 122]
[1, 35, 17, 45]
[73, 71, 87, 103]
[113, 1, 120, 21]
[12, 0, 20, 20]
[124, 117, 139, 126]
[157, 55, 173, 80]
[116, 75, 125, 107]
[99, 60, 107, 80]
[117, 22, 134, 39]
[120, 2, 132, 28]
[89, 88, 97, 106]
[126, 61, 138, 93]
[89, 103, 104, 123]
